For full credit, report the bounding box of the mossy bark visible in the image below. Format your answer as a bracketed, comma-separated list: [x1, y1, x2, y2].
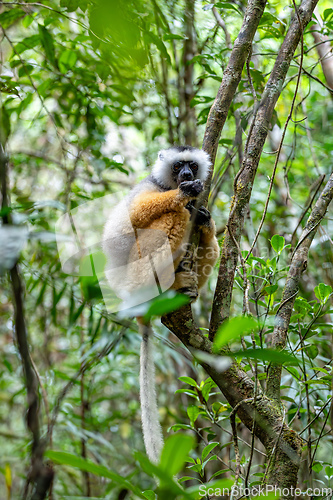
[209, 0, 320, 339]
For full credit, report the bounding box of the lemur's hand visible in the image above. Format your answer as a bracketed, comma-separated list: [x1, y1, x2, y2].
[179, 179, 203, 198]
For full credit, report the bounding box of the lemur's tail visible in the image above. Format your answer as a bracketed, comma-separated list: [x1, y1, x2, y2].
[138, 319, 164, 463]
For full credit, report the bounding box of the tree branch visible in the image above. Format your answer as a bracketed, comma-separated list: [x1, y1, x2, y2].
[202, 0, 267, 185]
[266, 171, 333, 401]
[209, 0, 320, 339]
[161, 306, 303, 496]
[0, 145, 54, 499]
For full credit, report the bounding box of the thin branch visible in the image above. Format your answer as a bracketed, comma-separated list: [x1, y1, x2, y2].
[299, 397, 332, 436]
[0, 145, 54, 499]
[290, 174, 325, 246]
[212, 6, 232, 49]
[266, 170, 333, 401]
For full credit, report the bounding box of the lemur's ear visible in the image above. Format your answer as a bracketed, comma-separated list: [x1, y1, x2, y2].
[158, 151, 164, 161]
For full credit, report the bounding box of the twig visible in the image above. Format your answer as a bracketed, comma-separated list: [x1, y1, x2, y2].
[266, 170, 333, 400]
[229, 398, 254, 492]
[290, 174, 325, 245]
[212, 6, 232, 49]
[300, 397, 332, 435]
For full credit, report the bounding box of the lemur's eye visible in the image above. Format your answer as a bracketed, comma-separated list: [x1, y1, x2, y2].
[173, 161, 183, 171]
[189, 162, 198, 171]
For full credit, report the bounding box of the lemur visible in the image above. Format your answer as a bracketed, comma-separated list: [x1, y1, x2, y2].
[103, 146, 219, 463]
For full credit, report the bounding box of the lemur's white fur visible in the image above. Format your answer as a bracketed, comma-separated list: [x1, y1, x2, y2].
[152, 147, 211, 188]
[139, 323, 164, 464]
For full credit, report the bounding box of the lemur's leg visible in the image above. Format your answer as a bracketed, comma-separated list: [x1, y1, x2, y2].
[181, 204, 220, 290]
[196, 222, 219, 289]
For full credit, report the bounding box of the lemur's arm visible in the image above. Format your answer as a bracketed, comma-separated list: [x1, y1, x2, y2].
[129, 180, 203, 229]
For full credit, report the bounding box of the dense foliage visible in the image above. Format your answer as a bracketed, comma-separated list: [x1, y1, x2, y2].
[0, 0, 332, 498]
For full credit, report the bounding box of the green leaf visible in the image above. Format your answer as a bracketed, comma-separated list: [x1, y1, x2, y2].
[22, 13, 36, 28]
[134, 451, 192, 498]
[15, 35, 40, 54]
[169, 423, 192, 431]
[179, 376, 198, 387]
[304, 344, 318, 360]
[215, 2, 242, 15]
[212, 401, 228, 415]
[145, 31, 171, 64]
[190, 95, 214, 107]
[201, 378, 217, 401]
[144, 293, 189, 320]
[38, 25, 57, 67]
[202, 442, 219, 460]
[59, 50, 77, 73]
[314, 283, 332, 305]
[230, 348, 297, 365]
[323, 8, 333, 21]
[262, 284, 278, 296]
[312, 462, 323, 473]
[213, 316, 257, 351]
[0, 8, 24, 29]
[287, 366, 301, 380]
[187, 405, 200, 426]
[45, 451, 145, 498]
[325, 465, 333, 478]
[160, 434, 195, 476]
[175, 388, 198, 398]
[270, 234, 285, 254]
[163, 34, 185, 41]
[60, 0, 80, 12]
[142, 491, 155, 500]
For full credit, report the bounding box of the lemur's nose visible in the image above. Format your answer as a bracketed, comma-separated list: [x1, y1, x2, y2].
[180, 164, 194, 181]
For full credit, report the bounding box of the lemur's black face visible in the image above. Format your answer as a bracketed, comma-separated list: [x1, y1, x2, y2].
[172, 160, 199, 185]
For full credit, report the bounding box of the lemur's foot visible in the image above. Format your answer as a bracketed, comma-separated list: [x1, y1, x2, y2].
[172, 271, 198, 300]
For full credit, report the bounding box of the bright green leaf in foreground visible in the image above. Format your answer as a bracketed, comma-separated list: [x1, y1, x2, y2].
[160, 434, 195, 477]
[45, 451, 146, 498]
[213, 316, 257, 351]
